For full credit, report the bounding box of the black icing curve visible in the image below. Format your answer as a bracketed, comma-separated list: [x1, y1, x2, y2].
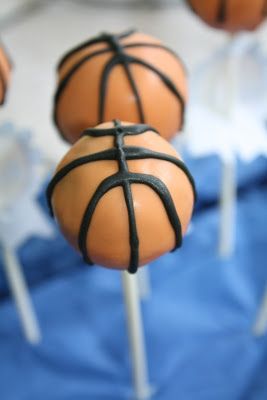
[46, 121, 196, 274]
[54, 30, 186, 141]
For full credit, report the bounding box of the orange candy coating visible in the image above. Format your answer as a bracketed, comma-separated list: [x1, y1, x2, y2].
[187, 0, 267, 32]
[47, 121, 196, 272]
[54, 30, 188, 144]
[0, 45, 12, 105]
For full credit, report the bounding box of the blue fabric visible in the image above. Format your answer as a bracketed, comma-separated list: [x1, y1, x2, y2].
[0, 155, 267, 399]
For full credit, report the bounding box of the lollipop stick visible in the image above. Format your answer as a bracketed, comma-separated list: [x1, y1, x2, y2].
[137, 265, 151, 300]
[122, 271, 152, 400]
[2, 245, 41, 344]
[253, 288, 267, 336]
[219, 156, 236, 257]
[219, 35, 238, 257]
[253, 39, 267, 337]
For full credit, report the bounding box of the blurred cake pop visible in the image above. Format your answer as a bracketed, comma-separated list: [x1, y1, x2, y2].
[0, 44, 12, 105]
[47, 121, 196, 273]
[53, 30, 187, 143]
[187, 0, 267, 32]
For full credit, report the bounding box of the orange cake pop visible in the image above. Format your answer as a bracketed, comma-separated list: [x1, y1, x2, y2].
[53, 30, 187, 144]
[0, 44, 12, 105]
[47, 121, 196, 273]
[187, 0, 267, 32]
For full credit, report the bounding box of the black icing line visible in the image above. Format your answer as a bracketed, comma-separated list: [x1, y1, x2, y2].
[216, 0, 227, 23]
[82, 123, 159, 137]
[0, 64, 7, 105]
[46, 149, 118, 216]
[127, 55, 185, 129]
[57, 29, 136, 71]
[97, 34, 145, 124]
[124, 42, 188, 75]
[78, 172, 182, 273]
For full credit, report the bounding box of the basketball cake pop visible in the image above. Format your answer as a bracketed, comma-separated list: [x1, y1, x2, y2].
[0, 44, 12, 105]
[47, 121, 196, 274]
[53, 30, 187, 144]
[187, 0, 267, 32]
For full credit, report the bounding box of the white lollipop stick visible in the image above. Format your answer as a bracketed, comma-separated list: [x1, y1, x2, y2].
[219, 155, 236, 257]
[253, 288, 267, 336]
[219, 35, 238, 257]
[137, 265, 151, 300]
[2, 245, 41, 344]
[122, 271, 153, 400]
[253, 38, 267, 337]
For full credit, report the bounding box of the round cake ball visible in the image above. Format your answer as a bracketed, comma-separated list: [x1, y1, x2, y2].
[187, 0, 267, 32]
[0, 45, 12, 105]
[47, 121, 196, 273]
[53, 30, 187, 144]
